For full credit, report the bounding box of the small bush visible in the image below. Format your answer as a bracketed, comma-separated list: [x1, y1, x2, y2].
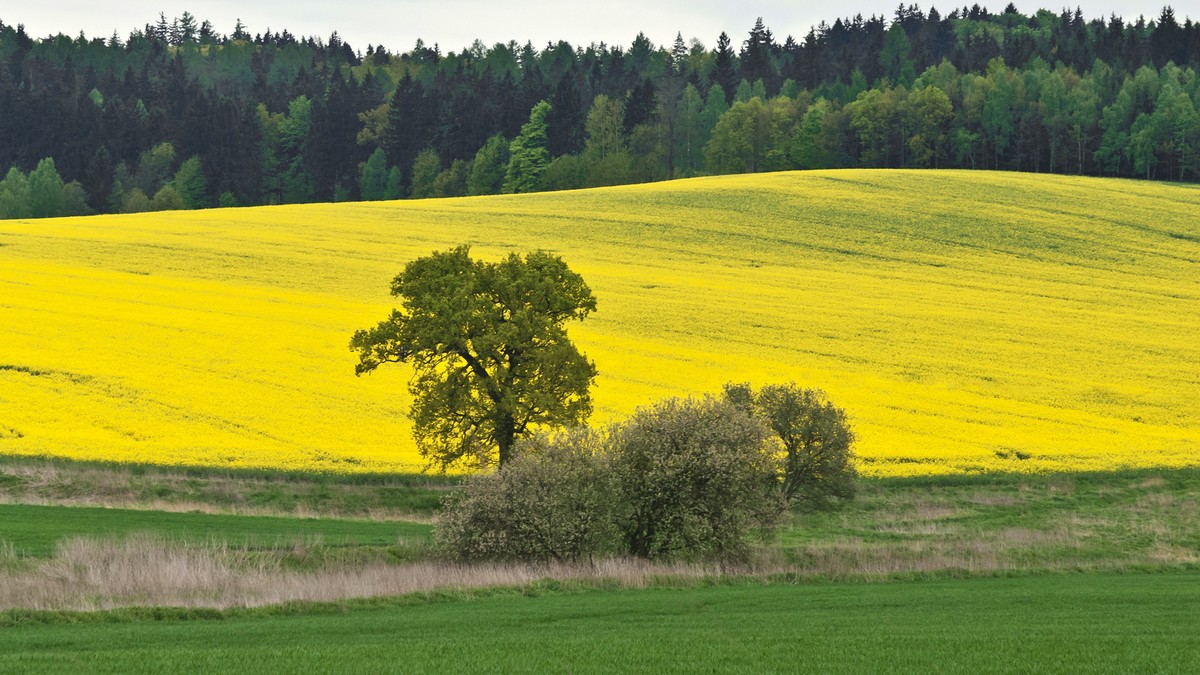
[436, 429, 620, 562]
[609, 395, 782, 560]
[436, 388, 847, 563]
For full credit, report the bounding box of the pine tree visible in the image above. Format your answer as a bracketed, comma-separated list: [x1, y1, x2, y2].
[741, 18, 776, 88]
[382, 74, 429, 192]
[711, 32, 738, 103]
[547, 70, 585, 156]
[624, 79, 658, 133]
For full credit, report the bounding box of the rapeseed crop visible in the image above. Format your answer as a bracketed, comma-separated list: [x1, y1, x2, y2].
[0, 170, 1196, 476]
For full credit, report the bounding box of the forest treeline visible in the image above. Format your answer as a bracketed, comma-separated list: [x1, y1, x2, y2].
[2, 5, 1200, 217]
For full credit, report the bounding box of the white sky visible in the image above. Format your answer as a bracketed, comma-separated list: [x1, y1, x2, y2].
[6, 1, 1189, 54]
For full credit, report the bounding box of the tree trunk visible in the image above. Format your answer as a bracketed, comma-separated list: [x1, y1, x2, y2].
[496, 411, 516, 466]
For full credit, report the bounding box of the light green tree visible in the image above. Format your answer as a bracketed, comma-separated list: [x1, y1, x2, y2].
[62, 182, 92, 216]
[28, 158, 66, 218]
[583, 95, 627, 161]
[582, 95, 632, 186]
[409, 149, 442, 199]
[610, 395, 781, 559]
[705, 98, 794, 174]
[385, 167, 403, 200]
[121, 188, 151, 213]
[280, 96, 314, 203]
[847, 88, 903, 167]
[701, 85, 730, 141]
[1066, 73, 1100, 174]
[982, 60, 1017, 168]
[150, 184, 186, 211]
[135, 142, 177, 196]
[733, 79, 753, 103]
[436, 429, 620, 562]
[0, 167, 33, 219]
[673, 84, 706, 175]
[503, 100, 552, 194]
[467, 134, 510, 196]
[905, 86, 954, 168]
[542, 154, 589, 191]
[433, 160, 470, 197]
[724, 383, 857, 508]
[359, 147, 390, 201]
[172, 156, 207, 209]
[1036, 68, 1069, 172]
[792, 99, 830, 168]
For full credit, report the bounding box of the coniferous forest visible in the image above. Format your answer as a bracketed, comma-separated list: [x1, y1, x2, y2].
[2, 5, 1200, 217]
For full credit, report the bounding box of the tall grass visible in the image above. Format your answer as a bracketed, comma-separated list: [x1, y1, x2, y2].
[4, 520, 1196, 613]
[0, 536, 722, 611]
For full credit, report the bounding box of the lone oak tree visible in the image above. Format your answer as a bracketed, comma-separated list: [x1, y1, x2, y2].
[350, 246, 597, 470]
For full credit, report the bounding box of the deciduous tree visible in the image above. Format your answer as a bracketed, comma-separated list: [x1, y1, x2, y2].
[503, 100, 552, 193]
[467, 134, 510, 196]
[358, 147, 390, 201]
[725, 382, 857, 508]
[350, 246, 597, 470]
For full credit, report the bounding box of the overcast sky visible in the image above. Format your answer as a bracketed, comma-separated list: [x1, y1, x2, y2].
[7, 1, 1188, 53]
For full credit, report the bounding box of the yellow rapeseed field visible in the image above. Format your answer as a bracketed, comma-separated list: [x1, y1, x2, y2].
[0, 170, 1197, 476]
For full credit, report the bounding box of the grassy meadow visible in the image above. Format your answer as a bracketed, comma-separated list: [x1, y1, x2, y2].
[0, 503, 430, 558]
[3, 573, 1199, 673]
[0, 170, 1197, 476]
[3, 460, 1199, 612]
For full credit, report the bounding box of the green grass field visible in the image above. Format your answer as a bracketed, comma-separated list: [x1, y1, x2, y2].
[0, 454, 451, 518]
[3, 573, 1198, 673]
[3, 463, 1198, 603]
[0, 503, 431, 558]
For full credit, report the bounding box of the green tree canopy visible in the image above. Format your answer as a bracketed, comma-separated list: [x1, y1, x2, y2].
[0, 167, 33, 219]
[880, 23, 916, 87]
[28, 158, 66, 218]
[350, 246, 598, 470]
[503, 100, 552, 194]
[172, 156, 208, 208]
[358, 147, 390, 201]
[467, 134, 510, 196]
[409, 148, 441, 199]
[135, 142, 177, 196]
[705, 97, 793, 173]
[583, 95, 627, 162]
[150, 184, 186, 211]
[725, 382, 857, 508]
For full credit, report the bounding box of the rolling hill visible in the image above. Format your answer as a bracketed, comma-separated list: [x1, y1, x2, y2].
[0, 170, 1196, 476]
